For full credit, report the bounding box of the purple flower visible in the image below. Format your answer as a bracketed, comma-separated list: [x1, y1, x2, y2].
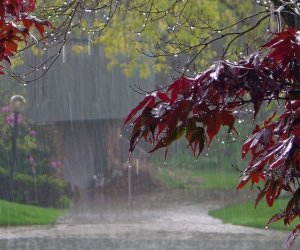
[17, 114, 23, 124]
[1, 106, 10, 113]
[5, 113, 23, 127]
[5, 115, 13, 126]
[29, 129, 38, 137]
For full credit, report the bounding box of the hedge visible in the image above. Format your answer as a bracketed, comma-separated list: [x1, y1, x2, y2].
[0, 167, 71, 208]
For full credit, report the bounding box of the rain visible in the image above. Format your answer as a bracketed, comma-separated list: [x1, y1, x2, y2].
[0, 1, 300, 250]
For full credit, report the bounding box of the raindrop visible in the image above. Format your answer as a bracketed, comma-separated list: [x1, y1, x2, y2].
[119, 133, 122, 137]
[174, 54, 178, 58]
[137, 32, 141, 36]
[191, 26, 195, 30]
[265, 226, 268, 229]
[164, 160, 167, 165]
[221, 141, 225, 144]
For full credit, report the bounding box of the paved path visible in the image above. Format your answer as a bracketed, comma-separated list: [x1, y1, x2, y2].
[0, 190, 298, 250]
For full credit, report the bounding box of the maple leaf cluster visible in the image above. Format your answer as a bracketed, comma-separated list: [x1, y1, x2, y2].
[0, 0, 51, 74]
[126, 27, 300, 249]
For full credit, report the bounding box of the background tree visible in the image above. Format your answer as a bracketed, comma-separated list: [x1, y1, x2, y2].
[7, 0, 257, 82]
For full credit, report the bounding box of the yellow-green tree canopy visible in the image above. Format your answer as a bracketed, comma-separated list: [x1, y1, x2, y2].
[28, 0, 261, 80]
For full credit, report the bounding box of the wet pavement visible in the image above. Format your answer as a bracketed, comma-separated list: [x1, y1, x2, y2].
[0, 190, 299, 250]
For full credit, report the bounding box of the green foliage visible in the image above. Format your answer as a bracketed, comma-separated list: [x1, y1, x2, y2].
[0, 199, 65, 226]
[0, 167, 71, 208]
[70, 0, 258, 78]
[31, 0, 261, 79]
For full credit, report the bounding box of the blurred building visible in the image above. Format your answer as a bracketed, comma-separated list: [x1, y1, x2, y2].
[26, 38, 155, 190]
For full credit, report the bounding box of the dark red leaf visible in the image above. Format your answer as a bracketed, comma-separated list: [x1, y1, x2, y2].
[167, 76, 193, 102]
[205, 110, 221, 146]
[265, 212, 285, 228]
[236, 175, 251, 190]
[284, 225, 300, 250]
[4, 41, 18, 53]
[266, 182, 277, 207]
[125, 95, 155, 124]
[157, 92, 170, 102]
[149, 124, 185, 153]
[185, 126, 205, 158]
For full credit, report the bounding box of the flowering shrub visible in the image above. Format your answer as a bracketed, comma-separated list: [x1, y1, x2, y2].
[0, 105, 59, 176]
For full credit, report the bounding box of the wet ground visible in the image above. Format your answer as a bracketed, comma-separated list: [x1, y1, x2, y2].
[0, 190, 299, 250]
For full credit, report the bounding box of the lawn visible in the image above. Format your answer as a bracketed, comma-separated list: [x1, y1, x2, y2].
[0, 200, 66, 226]
[209, 198, 297, 230]
[157, 167, 240, 190]
[157, 167, 299, 231]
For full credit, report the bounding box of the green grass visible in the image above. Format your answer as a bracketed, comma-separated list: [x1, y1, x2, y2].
[209, 198, 297, 230]
[0, 200, 66, 226]
[157, 167, 240, 190]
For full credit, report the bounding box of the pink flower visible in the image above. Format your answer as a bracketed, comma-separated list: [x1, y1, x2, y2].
[51, 160, 62, 169]
[29, 156, 36, 167]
